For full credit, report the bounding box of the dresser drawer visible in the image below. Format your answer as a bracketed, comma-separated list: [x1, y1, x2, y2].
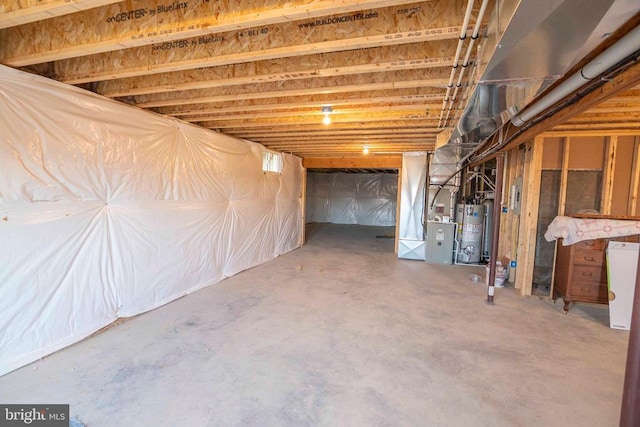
[572, 265, 607, 283]
[574, 239, 605, 251]
[573, 249, 605, 267]
[569, 280, 608, 302]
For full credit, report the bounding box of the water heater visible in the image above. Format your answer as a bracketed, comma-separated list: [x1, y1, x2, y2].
[455, 204, 484, 263]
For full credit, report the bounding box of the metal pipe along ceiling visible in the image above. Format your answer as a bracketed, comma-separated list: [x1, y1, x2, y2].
[511, 23, 640, 127]
[438, 0, 479, 128]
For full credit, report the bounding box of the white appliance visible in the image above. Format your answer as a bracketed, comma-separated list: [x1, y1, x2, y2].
[606, 241, 640, 330]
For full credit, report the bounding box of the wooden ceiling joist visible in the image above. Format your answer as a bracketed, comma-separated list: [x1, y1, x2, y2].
[302, 156, 403, 169]
[0, 0, 121, 29]
[180, 105, 440, 122]
[1, 0, 431, 65]
[216, 122, 440, 133]
[97, 43, 457, 97]
[236, 130, 437, 138]
[272, 143, 433, 150]
[157, 90, 443, 116]
[200, 114, 437, 129]
[135, 74, 450, 108]
[54, 28, 464, 84]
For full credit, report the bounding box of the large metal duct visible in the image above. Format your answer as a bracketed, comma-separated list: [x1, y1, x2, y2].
[430, 0, 640, 182]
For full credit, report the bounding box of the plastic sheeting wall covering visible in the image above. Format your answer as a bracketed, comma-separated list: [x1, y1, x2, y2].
[305, 172, 397, 226]
[0, 65, 303, 376]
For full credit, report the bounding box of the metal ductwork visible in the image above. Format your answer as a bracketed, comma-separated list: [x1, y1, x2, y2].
[430, 0, 640, 184]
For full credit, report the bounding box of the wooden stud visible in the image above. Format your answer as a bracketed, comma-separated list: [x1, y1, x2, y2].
[515, 137, 544, 296]
[629, 136, 640, 216]
[601, 136, 618, 215]
[549, 137, 571, 299]
[558, 137, 571, 216]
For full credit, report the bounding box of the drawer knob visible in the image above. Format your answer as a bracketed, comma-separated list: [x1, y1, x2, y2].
[584, 256, 595, 261]
[582, 272, 593, 277]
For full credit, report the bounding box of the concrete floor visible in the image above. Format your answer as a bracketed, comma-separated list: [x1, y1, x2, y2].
[0, 223, 630, 426]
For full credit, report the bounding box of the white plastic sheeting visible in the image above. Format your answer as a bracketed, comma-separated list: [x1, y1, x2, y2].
[397, 153, 428, 260]
[305, 172, 397, 226]
[0, 65, 303, 376]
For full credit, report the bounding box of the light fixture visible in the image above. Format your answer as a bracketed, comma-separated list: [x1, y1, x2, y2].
[363, 145, 369, 155]
[322, 105, 332, 125]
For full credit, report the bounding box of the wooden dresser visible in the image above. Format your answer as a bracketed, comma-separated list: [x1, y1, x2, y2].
[553, 234, 640, 312]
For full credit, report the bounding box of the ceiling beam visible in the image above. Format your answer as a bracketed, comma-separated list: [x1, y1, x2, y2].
[237, 130, 437, 138]
[259, 137, 432, 144]
[1, 0, 430, 65]
[0, 0, 121, 29]
[200, 114, 437, 129]
[303, 156, 403, 168]
[97, 44, 456, 97]
[158, 91, 443, 116]
[181, 105, 440, 122]
[136, 75, 449, 108]
[53, 28, 465, 84]
[217, 122, 439, 132]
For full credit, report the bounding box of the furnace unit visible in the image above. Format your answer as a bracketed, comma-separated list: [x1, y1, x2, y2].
[425, 222, 456, 264]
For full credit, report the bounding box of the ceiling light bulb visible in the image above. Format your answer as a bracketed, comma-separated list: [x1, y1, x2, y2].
[363, 146, 369, 154]
[323, 114, 331, 125]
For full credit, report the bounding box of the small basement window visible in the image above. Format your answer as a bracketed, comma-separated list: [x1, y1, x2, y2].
[262, 149, 282, 173]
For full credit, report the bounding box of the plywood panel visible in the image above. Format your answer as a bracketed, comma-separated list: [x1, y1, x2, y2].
[611, 136, 635, 215]
[568, 136, 605, 170]
[542, 137, 563, 169]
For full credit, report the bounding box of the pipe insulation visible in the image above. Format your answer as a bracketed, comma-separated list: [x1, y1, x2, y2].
[511, 24, 640, 127]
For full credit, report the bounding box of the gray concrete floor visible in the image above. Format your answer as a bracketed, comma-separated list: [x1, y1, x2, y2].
[0, 223, 630, 426]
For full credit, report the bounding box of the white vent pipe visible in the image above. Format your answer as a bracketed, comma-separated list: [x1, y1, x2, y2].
[512, 24, 640, 127]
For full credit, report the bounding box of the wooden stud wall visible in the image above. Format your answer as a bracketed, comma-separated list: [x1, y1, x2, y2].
[502, 129, 640, 296]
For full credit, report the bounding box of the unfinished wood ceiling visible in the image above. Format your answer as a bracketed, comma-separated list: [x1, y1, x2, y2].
[1, 0, 638, 159]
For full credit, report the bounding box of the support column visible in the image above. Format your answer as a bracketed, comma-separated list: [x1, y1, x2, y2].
[620, 253, 640, 426]
[487, 153, 504, 304]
